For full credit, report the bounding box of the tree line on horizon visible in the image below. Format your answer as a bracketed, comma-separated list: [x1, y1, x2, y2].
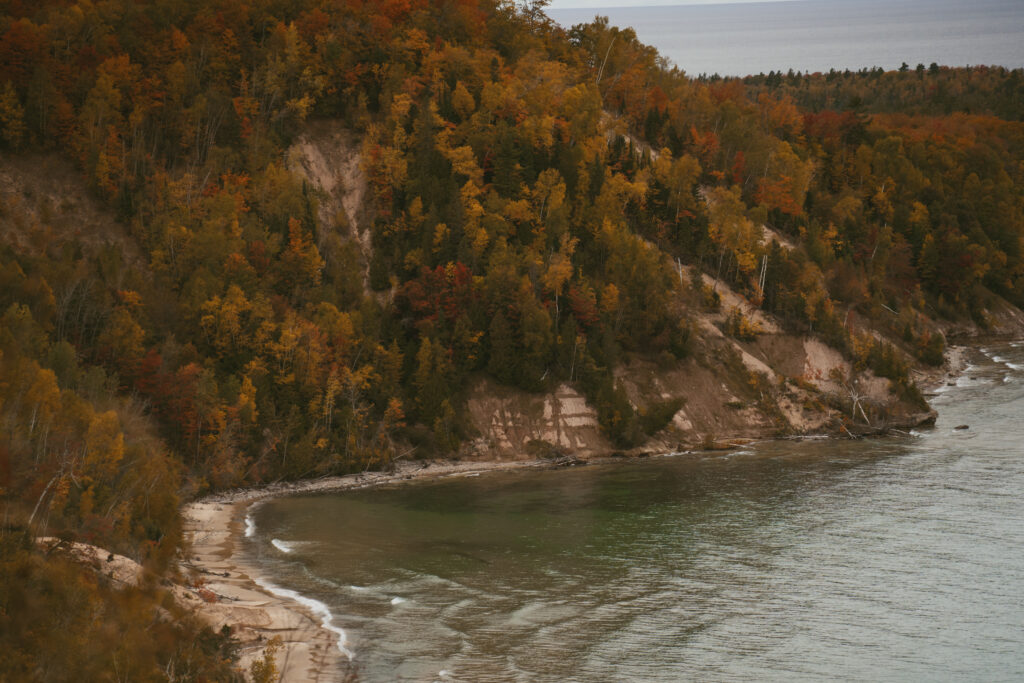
[1, 0, 1022, 676]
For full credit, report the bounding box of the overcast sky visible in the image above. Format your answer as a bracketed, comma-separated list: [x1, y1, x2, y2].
[546, 0, 795, 9]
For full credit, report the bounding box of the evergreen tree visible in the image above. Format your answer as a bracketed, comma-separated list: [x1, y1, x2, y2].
[487, 312, 517, 385]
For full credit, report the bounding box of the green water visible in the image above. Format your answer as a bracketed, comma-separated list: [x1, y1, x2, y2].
[247, 343, 1024, 682]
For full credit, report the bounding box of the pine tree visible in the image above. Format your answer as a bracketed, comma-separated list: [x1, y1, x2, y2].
[487, 312, 517, 384]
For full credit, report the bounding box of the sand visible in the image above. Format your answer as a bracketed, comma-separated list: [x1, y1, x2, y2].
[914, 344, 968, 393]
[181, 343, 975, 680]
[181, 458, 571, 681]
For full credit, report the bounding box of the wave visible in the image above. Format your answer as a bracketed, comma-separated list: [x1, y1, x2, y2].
[244, 513, 256, 538]
[271, 538, 295, 553]
[251, 574, 355, 659]
[390, 596, 407, 605]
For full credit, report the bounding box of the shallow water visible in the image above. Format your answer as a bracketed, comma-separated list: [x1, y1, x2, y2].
[247, 342, 1024, 682]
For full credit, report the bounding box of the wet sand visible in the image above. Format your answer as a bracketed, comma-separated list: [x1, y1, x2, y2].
[181, 459, 566, 680]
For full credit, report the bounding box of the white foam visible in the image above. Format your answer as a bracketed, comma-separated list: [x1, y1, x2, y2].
[244, 513, 256, 538]
[271, 538, 294, 553]
[1006, 362, 1024, 371]
[350, 585, 368, 591]
[390, 596, 407, 605]
[252, 575, 354, 659]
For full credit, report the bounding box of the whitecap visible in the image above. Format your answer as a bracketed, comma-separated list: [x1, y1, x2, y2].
[271, 538, 295, 553]
[244, 513, 256, 538]
[251, 575, 354, 659]
[390, 596, 407, 605]
[350, 585, 368, 591]
[1006, 362, 1024, 371]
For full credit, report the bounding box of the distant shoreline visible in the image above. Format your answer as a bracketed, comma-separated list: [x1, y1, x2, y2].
[547, 0, 1024, 78]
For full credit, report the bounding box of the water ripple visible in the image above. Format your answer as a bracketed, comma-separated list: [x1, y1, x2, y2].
[247, 342, 1024, 682]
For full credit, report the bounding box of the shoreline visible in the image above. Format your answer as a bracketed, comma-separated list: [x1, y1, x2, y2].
[182, 498, 350, 681]
[181, 342, 977, 681]
[181, 458, 590, 680]
[915, 344, 968, 394]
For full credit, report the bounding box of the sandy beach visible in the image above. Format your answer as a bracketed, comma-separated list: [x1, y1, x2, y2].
[181, 458, 578, 680]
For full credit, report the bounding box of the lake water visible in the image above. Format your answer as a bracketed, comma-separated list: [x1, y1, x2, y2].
[547, 0, 1024, 77]
[246, 341, 1024, 682]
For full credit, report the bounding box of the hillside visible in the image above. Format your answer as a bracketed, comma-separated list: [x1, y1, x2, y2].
[2, 0, 1024, 677]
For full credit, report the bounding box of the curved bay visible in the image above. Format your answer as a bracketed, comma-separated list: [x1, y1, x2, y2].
[248, 343, 1024, 682]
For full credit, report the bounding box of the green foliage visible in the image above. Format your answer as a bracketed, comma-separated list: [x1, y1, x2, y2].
[916, 330, 946, 367]
[745, 65, 1024, 121]
[0, 0, 1011, 474]
[588, 374, 640, 448]
[637, 398, 685, 436]
[487, 311, 517, 385]
[0, 1, 1020, 670]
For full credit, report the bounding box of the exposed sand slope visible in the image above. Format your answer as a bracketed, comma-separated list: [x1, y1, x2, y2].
[181, 500, 352, 682]
[0, 153, 142, 263]
[286, 121, 373, 292]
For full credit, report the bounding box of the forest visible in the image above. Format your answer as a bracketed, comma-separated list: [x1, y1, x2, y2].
[1, 0, 1023, 677]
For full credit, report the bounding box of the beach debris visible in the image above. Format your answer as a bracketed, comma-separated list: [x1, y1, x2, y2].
[954, 424, 969, 430]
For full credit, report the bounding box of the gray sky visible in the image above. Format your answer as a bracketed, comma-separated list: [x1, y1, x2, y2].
[546, 0, 794, 9]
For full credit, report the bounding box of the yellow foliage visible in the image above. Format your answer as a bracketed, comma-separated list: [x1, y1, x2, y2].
[505, 199, 534, 223]
[432, 222, 450, 253]
[237, 375, 259, 423]
[445, 145, 482, 185]
[84, 411, 125, 481]
[600, 283, 620, 315]
[452, 81, 476, 118]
